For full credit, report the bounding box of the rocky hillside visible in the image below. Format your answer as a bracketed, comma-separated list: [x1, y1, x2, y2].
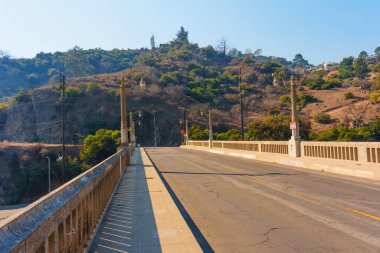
[0, 28, 379, 143]
[0, 142, 78, 205]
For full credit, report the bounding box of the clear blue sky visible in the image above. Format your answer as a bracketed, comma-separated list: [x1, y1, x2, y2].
[1, 0, 379, 64]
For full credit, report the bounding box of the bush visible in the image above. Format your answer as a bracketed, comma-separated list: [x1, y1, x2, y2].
[85, 82, 101, 94]
[246, 115, 311, 140]
[214, 128, 241, 140]
[368, 92, 380, 104]
[372, 75, 380, 90]
[10, 90, 30, 105]
[189, 124, 209, 140]
[314, 112, 332, 124]
[80, 129, 121, 169]
[312, 118, 380, 141]
[66, 86, 84, 97]
[279, 95, 291, 106]
[344, 92, 354, 100]
[297, 93, 318, 107]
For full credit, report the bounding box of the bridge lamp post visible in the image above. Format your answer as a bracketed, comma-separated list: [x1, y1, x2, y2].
[239, 66, 245, 141]
[274, 74, 301, 157]
[119, 77, 129, 145]
[289, 76, 301, 157]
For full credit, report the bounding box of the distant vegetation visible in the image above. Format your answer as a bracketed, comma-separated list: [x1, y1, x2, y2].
[1, 27, 380, 142]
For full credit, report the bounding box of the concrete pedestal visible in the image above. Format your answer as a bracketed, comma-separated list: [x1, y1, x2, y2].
[288, 137, 301, 157]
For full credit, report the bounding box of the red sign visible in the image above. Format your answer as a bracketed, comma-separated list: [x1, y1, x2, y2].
[180, 130, 185, 135]
[290, 121, 297, 130]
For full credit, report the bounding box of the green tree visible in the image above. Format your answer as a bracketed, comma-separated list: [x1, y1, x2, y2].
[246, 115, 311, 140]
[353, 54, 370, 79]
[374, 46, 380, 56]
[292, 54, 309, 67]
[80, 129, 121, 168]
[215, 128, 241, 140]
[358, 51, 369, 59]
[339, 56, 354, 79]
[189, 124, 209, 140]
[173, 26, 189, 45]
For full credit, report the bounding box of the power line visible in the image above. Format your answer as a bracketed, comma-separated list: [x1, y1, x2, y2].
[0, 123, 62, 136]
[0, 120, 62, 127]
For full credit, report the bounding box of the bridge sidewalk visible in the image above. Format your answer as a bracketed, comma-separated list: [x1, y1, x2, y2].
[88, 148, 202, 253]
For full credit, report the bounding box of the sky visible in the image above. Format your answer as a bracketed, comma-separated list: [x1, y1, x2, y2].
[0, 0, 379, 64]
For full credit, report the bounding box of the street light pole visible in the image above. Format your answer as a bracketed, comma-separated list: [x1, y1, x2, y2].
[46, 156, 51, 193]
[239, 67, 245, 141]
[119, 77, 129, 145]
[153, 113, 157, 147]
[289, 76, 301, 157]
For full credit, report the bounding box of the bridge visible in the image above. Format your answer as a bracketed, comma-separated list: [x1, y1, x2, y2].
[0, 139, 379, 253]
[1, 81, 380, 253]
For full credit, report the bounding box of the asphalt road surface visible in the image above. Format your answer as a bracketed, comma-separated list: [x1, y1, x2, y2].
[145, 147, 380, 253]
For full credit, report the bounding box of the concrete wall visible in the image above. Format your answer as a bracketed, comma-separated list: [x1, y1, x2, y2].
[0, 144, 134, 253]
[184, 140, 380, 181]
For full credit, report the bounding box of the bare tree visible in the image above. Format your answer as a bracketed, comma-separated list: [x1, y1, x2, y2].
[216, 37, 230, 56]
[346, 102, 370, 128]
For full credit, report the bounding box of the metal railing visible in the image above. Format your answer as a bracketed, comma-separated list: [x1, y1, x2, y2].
[0, 145, 133, 253]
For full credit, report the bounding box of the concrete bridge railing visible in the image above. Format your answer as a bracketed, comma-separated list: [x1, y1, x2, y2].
[188, 140, 289, 155]
[187, 140, 380, 164]
[301, 141, 380, 164]
[0, 145, 133, 253]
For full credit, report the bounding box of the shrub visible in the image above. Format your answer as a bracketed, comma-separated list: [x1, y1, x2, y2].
[214, 128, 241, 141]
[189, 124, 209, 140]
[10, 90, 30, 105]
[344, 92, 354, 100]
[297, 93, 318, 107]
[85, 82, 101, 94]
[372, 75, 380, 90]
[246, 115, 311, 140]
[314, 112, 332, 124]
[65, 86, 84, 97]
[368, 92, 380, 104]
[279, 95, 291, 106]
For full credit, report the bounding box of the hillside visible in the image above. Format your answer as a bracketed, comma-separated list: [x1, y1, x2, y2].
[0, 28, 379, 143]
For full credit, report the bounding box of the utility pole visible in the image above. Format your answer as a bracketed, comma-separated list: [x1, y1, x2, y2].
[183, 109, 186, 144]
[239, 67, 245, 140]
[153, 113, 157, 147]
[119, 77, 128, 145]
[60, 73, 66, 182]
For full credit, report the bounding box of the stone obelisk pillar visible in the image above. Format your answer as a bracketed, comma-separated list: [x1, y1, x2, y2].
[120, 77, 128, 145]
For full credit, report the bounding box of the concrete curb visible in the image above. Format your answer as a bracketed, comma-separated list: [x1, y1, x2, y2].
[141, 148, 203, 252]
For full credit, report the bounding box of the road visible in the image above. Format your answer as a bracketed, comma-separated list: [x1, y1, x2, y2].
[145, 147, 380, 253]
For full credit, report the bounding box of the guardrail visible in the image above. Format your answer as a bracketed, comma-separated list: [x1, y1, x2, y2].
[0, 144, 134, 253]
[188, 140, 380, 164]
